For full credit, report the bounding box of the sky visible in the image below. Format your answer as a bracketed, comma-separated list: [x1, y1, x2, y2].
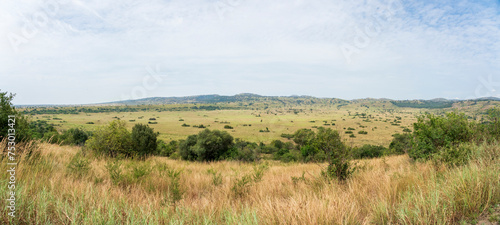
[0, 0, 499, 105]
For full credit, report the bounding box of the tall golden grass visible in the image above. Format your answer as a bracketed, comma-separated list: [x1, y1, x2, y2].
[0, 139, 499, 224]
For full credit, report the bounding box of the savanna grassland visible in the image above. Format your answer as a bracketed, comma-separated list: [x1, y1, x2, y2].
[3, 96, 500, 224]
[0, 139, 499, 224]
[24, 99, 429, 146]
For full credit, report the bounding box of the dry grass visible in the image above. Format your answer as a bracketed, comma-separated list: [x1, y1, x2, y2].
[1, 140, 499, 224]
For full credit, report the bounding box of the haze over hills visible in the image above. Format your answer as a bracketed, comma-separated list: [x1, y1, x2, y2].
[16, 94, 500, 109]
[101, 93, 500, 107]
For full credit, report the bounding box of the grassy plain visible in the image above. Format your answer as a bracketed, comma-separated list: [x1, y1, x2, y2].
[31, 104, 422, 147]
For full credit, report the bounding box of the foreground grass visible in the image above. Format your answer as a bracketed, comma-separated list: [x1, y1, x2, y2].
[1, 141, 499, 224]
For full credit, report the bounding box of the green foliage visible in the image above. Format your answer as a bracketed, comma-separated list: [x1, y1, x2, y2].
[432, 143, 473, 167]
[131, 164, 152, 180]
[66, 152, 90, 178]
[316, 127, 355, 181]
[0, 90, 32, 142]
[86, 120, 133, 157]
[179, 129, 234, 161]
[388, 133, 412, 155]
[293, 128, 316, 148]
[60, 128, 90, 146]
[224, 125, 233, 129]
[156, 140, 178, 157]
[252, 163, 269, 182]
[410, 112, 475, 161]
[291, 171, 308, 185]
[166, 168, 184, 208]
[131, 124, 158, 157]
[231, 174, 253, 197]
[105, 160, 123, 185]
[358, 130, 368, 135]
[280, 133, 294, 139]
[227, 139, 260, 162]
[207, 168, 223, 186]
[352, 144, 387, 159]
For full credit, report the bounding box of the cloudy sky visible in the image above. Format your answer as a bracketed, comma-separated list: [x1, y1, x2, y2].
[1, 0, 499, 105]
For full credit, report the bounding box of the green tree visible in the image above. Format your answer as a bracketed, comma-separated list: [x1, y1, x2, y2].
[85, 120, 132, 157]
[179, 129, 234, 161]
[131, 124, 158, 157]
[315, 127, 355, 181]
[293, 128, 316, 148]
[61, 128, 90, 146]
[0, 91, 31, 142]
[388, 133, 412, 155]
[410, 112, 475, 160]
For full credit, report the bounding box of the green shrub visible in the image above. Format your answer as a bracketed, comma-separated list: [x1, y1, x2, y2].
[432, 143, 473, 167]
[388, 133, 412, 155]
[166, 168, 184, 208]
[86, 120, 133, 157]
[281, 152, 299, 162]
[66, 152, 90, 178]
[352, 144, 386, 159]
[207, 168, 223, 186]
[252, 163, 269, 182]
[179, 129, 234, 161]
[224, 125, 233, 129]
[316, 127, 355, 181]
[131, 124, 158, 157]
[231, 174, 253, 197]
[131, 164, 152, 180]
[293, 128, 316, 148]
[106, 160, 123, 185]
[156, 140, 178, 157]
[410, 112, 475, 161]
[60, 128, 90, 146]
[358, 130, 368, 135]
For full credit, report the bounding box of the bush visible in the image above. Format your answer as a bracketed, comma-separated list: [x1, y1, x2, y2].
[388, 133, 412, 155]
[410, 112, 475, 161]
[293, 128, 315, 148]
[0, 91, 32, 141]
[179, 129, 234, 161]
[226, 139, 260, 162]
[60, 128, 90, 146]
[358, 130, 368, 135]
[86, 120, 133, 157]
[352, 144, 386, 159]
[224, 125, 233, 129]
[432, 143, 473, 167]
[156, 140, 178, 157]
[316, 127, 355, 181]
[66, 152, 90, 177]
[131, 124, 158, 157]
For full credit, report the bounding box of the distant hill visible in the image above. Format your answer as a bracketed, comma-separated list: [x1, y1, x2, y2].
[99, 94, 500, 109]
[103, 93, 349, 106]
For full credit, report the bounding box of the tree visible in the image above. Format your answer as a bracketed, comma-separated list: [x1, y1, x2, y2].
[315, 127, 354, 181]
[410, 112, 474, 160]
[0, 91, 32, 142]
[388, 133, 412, 155]
[293, 128, 316, 148]
[131, 124, 158, 157]
[85, 120, 132, 157]
[179, 129, 234, 161]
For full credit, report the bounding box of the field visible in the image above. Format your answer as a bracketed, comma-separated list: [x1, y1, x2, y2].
[28, 103, 423, 147]
[1, 140, 499, 224]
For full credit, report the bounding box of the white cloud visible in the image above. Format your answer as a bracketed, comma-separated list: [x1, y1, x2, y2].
[0, 0, 499, 104]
